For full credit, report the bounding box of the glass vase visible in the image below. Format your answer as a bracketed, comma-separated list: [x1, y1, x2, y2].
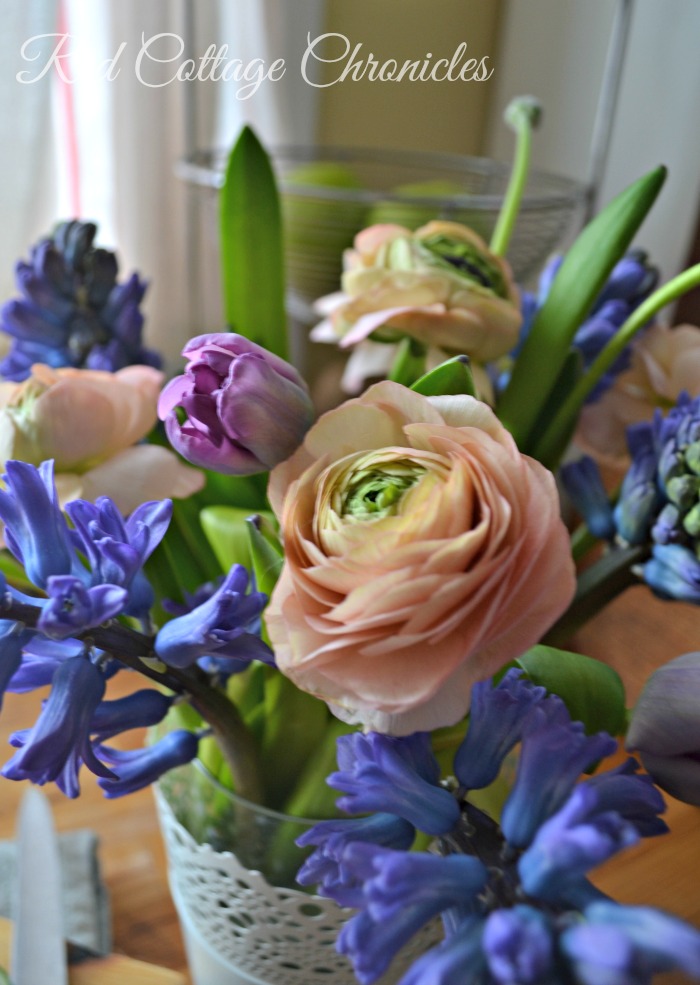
[156, 760, 437, 985]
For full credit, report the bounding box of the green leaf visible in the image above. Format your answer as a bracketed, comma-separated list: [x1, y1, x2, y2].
[497, 166, 667, 452]
[281, 718, 356, 820]
[171, 498, 222, 583]
[527, 348, 583, 467]
[246, 517, 283, 598]
[145, 522, 206, 619]
[259, 673, 331, 810]
[0, 550, 35, 593]
[197, 469, 270, 511]
[516, 645, 627, 736]
[219, 126, 287, 359]
[200, 506, 275, 572]
[411, 355, 477, 398]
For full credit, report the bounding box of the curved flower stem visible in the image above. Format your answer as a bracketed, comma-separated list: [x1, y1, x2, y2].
[490, 98, 541, 258]
[0, 595, 265, 804]
[542, 544, 647, 648]
[534, 263, 700, 467]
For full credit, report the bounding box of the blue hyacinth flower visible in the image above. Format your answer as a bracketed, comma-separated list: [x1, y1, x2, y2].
[96, 729, 200, 797]
[66, 496, 172, 618]
[482, 906, 554, 985]
[154, 564, 272, 670]
[500, 710, 617, 849]
[453, 668, 546, 791]
[89, 689, 174, 743]
[38, 576, 128, 640]
[0, 622, 34, 710]
[560, 456, 617, 541]
[503, 249, 658, 402]
[0, 460, 84, 589]
[561, 902, 700, 983]
[329, 731, 460, 836]
[1, 655, 114, 797]
[297, 675, 694, 985]
[0, 220, 160, 380]
[296, 813, 416, 908]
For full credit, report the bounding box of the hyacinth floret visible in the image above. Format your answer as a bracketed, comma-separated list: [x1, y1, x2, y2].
[154, 564, 273, 670]
[1, 655, 115, 797]
[562, 393, 700, 605]
[0, 460, 167, 625]
[612, 393, 700, 602]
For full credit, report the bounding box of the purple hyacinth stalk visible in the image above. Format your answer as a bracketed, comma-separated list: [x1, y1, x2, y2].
[0, 220, 160, 380]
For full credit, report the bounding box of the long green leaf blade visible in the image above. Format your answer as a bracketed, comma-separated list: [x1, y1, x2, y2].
[497, 166, 667, 451]
[219, 126, 287, 359]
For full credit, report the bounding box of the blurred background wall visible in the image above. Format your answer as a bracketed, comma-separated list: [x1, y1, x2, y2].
[315, 0, 503, 155]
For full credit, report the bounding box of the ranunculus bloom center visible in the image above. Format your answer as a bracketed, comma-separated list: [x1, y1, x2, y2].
[338, 458, 428, 520]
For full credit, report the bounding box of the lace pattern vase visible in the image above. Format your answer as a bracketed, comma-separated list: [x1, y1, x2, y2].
[155, 763, 438, 985]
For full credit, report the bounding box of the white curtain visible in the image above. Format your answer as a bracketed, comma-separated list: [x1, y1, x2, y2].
[43, 0, 325, 366]
[0, 0, 59, 318]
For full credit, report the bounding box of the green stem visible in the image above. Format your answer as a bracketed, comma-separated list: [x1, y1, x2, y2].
[543, 544, 646, 648]
[490, 98, 541, 257]
[570, 524, 599, 563]
[534, 263, 700, 466]
[388, 337, 427, 386]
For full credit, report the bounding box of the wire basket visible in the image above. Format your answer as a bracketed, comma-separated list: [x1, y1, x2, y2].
[177, 145, 588, 321]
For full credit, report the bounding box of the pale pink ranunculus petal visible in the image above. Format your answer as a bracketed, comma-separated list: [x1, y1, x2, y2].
[339, 304, 446, 348]
[353, 224, 411, 257]
[577, 323, 700, 470]
[0, 363, 164, 472]
[341, 341, 396, 394]
[266, 381, 575, 734]
[75, 444, 204, 515]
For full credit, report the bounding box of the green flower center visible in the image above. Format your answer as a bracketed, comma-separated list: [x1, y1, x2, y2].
[341, 463, 426, 520]
[419, 234, 508, 298]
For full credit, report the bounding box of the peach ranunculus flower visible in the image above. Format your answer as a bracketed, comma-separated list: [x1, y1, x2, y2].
[577, 324, 700, 468]
[0, 364, 204, 513]
[311, 221, 521, 397]
[265, 381, 575, 735]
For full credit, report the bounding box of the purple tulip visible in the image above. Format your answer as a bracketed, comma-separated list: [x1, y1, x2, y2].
[158, 333, 314, 474]
[626, 651, 700, 805]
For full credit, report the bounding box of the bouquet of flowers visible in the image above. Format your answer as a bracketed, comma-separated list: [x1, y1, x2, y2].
[1, 98, 700, 984]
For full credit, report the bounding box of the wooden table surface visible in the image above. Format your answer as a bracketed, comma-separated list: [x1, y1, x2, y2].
[0, 585, 699, 984]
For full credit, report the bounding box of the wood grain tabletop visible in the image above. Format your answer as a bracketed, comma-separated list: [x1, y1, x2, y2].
[0, 584, 698, 985]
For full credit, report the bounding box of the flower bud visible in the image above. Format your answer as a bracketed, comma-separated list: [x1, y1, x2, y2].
[158, 333, 315, 474]
[626, 651, 700, 805]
